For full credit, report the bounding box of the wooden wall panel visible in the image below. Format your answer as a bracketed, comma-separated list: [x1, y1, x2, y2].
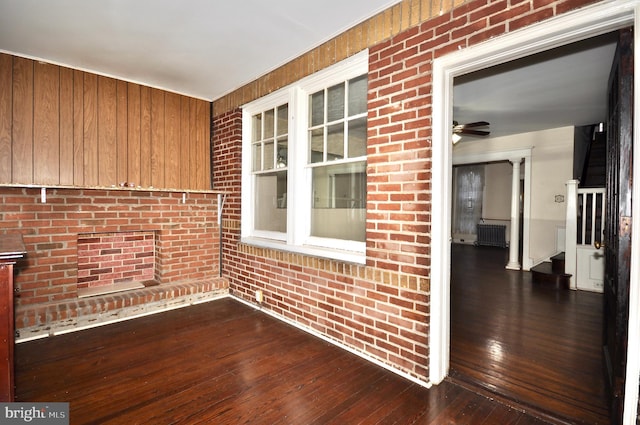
[83, 73, 98, 187]
[97, 76, 117, 186]
[1, 54, 210, 190]
[0, 54, 12, 183]
[72, 70, 84, 186]
[189, 98, 198, 189]
[33, 62, 60, 185]
[127, 83, 141, 186]
[59, 67, 74, 185]
[196, 99, 210, 189]
[165, 92, 181, 189]
[116, 80, 128, 185]
[180, 97, 191, 189]
[139, 86, 152, 188]
[150, 88, 165, 188]
[12, 58, 33, 184]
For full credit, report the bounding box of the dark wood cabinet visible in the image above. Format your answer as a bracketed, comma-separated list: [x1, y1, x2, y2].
[0, 234, 25, 402]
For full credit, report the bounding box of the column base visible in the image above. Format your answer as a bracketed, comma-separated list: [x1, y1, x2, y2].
[505, 261, 521, 270]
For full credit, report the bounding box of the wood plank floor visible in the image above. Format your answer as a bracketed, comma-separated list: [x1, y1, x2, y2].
[15, 297, 555, 424]
[450, 244, 610, 424]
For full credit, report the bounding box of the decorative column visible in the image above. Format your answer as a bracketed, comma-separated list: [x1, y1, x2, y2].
[506, 158, 522, 270]
[564, 180, 579, 289]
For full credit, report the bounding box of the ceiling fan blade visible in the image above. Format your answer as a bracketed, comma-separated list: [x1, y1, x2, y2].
[459, 129, 490, 136]
[458, 121, 490, 128]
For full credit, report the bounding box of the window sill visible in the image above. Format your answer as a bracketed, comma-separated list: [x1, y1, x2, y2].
[241, 237, 366, 265]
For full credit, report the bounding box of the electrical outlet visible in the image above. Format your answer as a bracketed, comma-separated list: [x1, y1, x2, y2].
[256, 290, 263, 303]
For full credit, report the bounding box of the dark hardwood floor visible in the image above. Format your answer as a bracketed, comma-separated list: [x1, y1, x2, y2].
[450, 244, 610, 424]
[15, 297, 555, 424]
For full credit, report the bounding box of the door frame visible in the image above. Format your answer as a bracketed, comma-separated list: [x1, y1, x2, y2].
[429, 0, 640, 422]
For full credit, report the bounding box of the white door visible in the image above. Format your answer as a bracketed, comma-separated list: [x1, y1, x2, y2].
[576, 244, 604, 292]
[575, 188, 605, 292]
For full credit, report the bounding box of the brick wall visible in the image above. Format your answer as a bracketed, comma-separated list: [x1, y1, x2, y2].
[0, 187, 227, 336]
[212, 0, 599, 383]
[77, 231, 156, 290]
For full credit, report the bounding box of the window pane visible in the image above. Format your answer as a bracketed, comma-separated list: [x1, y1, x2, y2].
[310, 91, 324, 126]
[252, 143, 262, 172]
[309, 128, 324, 163]
[277, 104, 288, 136]
[327, 83, 345, 122]
[311, 161, 366, 242]
[348, 75, 367, 116]
[264, 109, 275, 139]
[327, 123, 344, 160]
[252, 114, 262, 142]
[255, 171, 287, 232]
[263, 141, 274, 170]
[348, 117, 367, 158]
[277, 136, 288, 168]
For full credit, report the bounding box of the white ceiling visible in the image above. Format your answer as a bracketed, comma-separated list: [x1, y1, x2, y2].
[0, 0, 400, 101]
[0, 1, 619, 138]
[453, 32, 618, 139]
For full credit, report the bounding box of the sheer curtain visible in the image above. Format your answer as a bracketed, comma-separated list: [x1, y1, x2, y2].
[454, 165, 484, 235]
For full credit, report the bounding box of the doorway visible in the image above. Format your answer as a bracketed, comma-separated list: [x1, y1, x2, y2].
[429, 1, 640, 422]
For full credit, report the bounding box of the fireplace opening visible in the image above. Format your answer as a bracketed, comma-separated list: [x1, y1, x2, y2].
[77, 231, 156, 297]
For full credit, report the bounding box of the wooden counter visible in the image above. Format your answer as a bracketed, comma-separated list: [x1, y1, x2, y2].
[0, 233, 26, 401]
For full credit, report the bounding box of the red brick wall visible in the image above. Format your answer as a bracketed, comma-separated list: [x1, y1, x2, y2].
[77, 231, 155, 289]
[0, 187, 221, 306]
[213, 0, 595, 383]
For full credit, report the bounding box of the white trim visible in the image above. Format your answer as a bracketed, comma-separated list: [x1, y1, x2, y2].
[230, 294, 431, 388]
[431, 3, 639, 423]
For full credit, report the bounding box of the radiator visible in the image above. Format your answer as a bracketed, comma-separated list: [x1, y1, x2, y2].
[475, 224, 507, 248]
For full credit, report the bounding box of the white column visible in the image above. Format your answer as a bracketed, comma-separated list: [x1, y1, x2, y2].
[565, 180, 579, 289]
[506, 158, 522, 270]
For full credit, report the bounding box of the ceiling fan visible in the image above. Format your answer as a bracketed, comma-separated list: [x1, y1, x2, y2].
[452, 121, 490, 144]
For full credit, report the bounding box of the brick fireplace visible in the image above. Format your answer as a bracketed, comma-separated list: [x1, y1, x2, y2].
[77, 231, 156, 296]
[0, 187, 229, 339]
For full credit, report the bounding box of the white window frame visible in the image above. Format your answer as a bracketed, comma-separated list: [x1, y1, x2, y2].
[241, 50, 368, 264]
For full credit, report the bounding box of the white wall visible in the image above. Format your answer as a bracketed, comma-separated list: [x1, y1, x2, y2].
[453, 126, 574, 265]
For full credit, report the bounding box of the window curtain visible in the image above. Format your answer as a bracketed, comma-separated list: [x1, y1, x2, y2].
[454, 165, 485, 234]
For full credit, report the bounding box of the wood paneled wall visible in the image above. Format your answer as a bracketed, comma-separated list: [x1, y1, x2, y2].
[0, 53, 211, 190]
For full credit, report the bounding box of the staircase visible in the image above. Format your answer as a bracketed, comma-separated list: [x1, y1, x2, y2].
[531, 252, 571, 289]
[580, 128, 606, 187]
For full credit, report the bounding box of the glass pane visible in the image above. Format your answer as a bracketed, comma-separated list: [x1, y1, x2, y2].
[252, 114, 262, 142]
[348, 117, 367, 158]
[252, 143, 262, 172]
[264, 109, 275, 139]
[277, 104, 288, 136]
[327, 123, 344, 160]
[277, 136, 288, 168]
[254, 171, 287, 232]
[309, 128, 324, 163]
[327, 83, 345, 122]
[263, 141, 274, 170]
[310, 91, 324, 127]
[311, 162, 366, 242]
[348, 75, 367, 116]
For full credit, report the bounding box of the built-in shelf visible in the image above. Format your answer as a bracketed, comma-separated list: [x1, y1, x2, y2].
[0, 183, 226, 195]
